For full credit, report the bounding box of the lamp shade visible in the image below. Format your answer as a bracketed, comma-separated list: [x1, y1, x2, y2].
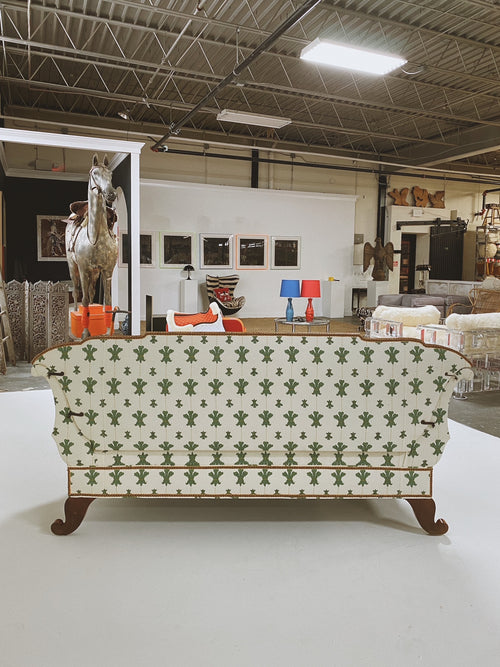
[301, 280, 321, 298]
[280, 279, 301, 298]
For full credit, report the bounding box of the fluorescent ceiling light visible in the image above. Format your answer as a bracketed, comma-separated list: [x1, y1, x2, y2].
[217, 109, 291, 129]
[300, 38, 407, 75]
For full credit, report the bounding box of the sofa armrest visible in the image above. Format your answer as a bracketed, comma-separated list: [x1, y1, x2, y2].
[446, 295, 472, 315]
[447, 303, 473, 315]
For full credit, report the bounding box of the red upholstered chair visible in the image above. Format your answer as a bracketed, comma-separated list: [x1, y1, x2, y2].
[222, 317, 246, 332]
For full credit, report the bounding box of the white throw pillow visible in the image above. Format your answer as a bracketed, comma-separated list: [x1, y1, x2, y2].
[372, 304, 441, 326]
[446, 312, 500, 330]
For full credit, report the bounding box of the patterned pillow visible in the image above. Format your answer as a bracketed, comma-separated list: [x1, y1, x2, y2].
[166, 302, 225, 332]
[214, 287, 232, 303]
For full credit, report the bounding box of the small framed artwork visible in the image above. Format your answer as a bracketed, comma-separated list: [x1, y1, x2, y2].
[160, 233, 194, 268]
[36, 215, 67, 261]
[119, 231, 156, 268]
[271, 236, 301, 270]
[236, 235, 268, 269]
[200, 233, 233, 269]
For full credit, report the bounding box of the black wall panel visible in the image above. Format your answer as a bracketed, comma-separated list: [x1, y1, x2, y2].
[5, 177, 86, 282]
[429, 226, 464, 280]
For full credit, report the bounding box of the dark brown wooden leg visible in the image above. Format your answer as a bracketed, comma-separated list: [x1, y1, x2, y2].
[51, 497, 95, 535]
[405, 498, 449, 535]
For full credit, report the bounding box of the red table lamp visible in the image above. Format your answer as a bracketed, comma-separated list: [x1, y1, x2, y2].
[301, 280, 321, 322]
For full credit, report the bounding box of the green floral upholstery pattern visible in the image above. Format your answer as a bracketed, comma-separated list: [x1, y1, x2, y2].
[32, 333, 472, 499]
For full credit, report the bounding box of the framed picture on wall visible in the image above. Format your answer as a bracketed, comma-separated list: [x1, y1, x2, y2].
[200, 233, 233, 269]
[36, 215, 68, 261]
[160, 233, 194, 268]
[119, 231, 156, 267]
[271, 236, 301, 269]
[236, 235, 268, 269]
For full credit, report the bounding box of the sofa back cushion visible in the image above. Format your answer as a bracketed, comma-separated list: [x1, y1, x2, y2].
[33, 333, 468, 473]
[377, 294, 404, 307]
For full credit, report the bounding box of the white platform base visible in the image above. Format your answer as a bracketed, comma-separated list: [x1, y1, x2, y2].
[1, 388, 500, 667]
[180, 279, 199, 312]
[322, 280, 345, 318]
[366, 280, 390, 308]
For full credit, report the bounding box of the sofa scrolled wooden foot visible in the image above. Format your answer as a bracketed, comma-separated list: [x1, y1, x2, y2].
[32, 331, 473, 535]
[405, 498, 448, 536]
[51, 497, 95, 535]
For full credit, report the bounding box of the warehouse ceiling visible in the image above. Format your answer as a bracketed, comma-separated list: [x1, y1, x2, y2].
[2, 0, 500, 177]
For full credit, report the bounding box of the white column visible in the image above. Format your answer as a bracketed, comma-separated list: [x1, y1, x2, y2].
[130, 152, 141, 335]
[111, 245, 119, 314]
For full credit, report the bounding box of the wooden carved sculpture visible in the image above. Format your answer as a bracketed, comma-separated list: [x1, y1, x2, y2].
[412, 186, 429, 207]
[65, 154, 118, 338]
[388, 187, 410, 206]
[429, 190, 445, 208]
[363, 237, 394, 281]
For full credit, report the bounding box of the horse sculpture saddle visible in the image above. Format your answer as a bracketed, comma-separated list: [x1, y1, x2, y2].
[64, 201, 118, 253]
[67, 201, 117, 228]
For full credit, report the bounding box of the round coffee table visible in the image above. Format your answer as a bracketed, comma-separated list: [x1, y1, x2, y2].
[274, 317, 331, 333]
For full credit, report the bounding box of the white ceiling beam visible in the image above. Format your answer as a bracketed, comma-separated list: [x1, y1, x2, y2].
[0, 127, 144, 154]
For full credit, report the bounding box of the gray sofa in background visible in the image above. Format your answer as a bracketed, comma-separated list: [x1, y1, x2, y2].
[377, 293, 471, 318]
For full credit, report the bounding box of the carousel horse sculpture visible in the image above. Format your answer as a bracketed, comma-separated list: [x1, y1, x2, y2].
[65, 154, 118, 338]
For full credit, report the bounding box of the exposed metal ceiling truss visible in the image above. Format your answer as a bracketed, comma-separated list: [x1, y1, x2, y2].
[2, 0, 500, 175]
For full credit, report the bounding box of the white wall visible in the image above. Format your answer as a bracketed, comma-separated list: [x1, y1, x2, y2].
[118, 180, 356, 318]
[140, 142, 379, 250]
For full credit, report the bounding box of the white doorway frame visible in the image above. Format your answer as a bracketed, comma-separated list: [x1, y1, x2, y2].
[0, 127, 144, 334]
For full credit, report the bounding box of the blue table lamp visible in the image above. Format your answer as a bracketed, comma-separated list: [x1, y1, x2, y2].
[280, 279, 301, 322]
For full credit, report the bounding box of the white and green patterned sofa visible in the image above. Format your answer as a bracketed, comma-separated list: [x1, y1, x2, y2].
[32, 332, 473, 535]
